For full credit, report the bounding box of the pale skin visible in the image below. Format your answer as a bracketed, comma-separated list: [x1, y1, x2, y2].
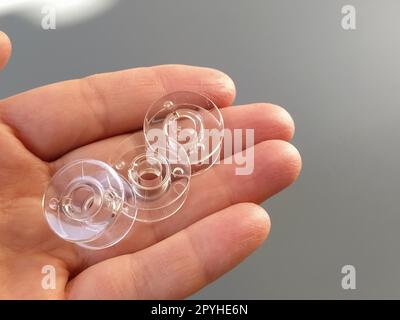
[0, 31, 301, 299]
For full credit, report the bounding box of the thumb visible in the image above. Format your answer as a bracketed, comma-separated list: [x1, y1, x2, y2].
[0, 31, 12, 71]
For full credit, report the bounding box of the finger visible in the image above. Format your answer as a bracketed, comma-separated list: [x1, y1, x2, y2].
[84, 140, 300, 265]
[220, 102, 294, 158]
[67, 203, 270, 299]
[0, 31, 12, 71]
[52, 102, 295, 168]
[155, 140, 301, 235]
[0, 65, 236, 161]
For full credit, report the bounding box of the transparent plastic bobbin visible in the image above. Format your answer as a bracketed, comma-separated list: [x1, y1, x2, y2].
[42, 159, 137, 250]
[109, 142, 191, 222]
[144, 91, 224, 175]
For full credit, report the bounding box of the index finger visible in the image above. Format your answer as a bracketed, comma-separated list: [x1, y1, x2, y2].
[0, 64, 235, 161]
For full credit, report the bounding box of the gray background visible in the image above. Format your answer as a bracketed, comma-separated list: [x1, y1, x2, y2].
[1, 0, 399, 299]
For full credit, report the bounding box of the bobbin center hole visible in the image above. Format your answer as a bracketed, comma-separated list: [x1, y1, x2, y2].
[128, 154, 169, 192]
[72, 186, 95, 211]
[164, 109, 204, 146]
[61, 181, 103, 221]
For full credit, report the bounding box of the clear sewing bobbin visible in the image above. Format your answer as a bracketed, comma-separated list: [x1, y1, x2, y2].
[42, 159, 137, 250]
[109, 142, 191, 223]
[144, 91, 224, 175]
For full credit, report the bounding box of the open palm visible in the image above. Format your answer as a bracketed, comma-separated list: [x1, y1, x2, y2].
[0, 32, 301, 299]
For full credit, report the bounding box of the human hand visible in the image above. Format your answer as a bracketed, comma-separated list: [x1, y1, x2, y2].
[0, 32, 301, 299]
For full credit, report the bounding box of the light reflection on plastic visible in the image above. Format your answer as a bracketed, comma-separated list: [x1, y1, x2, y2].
[0, 0, 119, 26]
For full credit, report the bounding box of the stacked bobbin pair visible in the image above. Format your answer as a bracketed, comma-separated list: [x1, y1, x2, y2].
[42, 92, 224, 250]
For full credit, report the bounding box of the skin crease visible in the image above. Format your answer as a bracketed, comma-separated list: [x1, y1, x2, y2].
[0, 32, 302, 299]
